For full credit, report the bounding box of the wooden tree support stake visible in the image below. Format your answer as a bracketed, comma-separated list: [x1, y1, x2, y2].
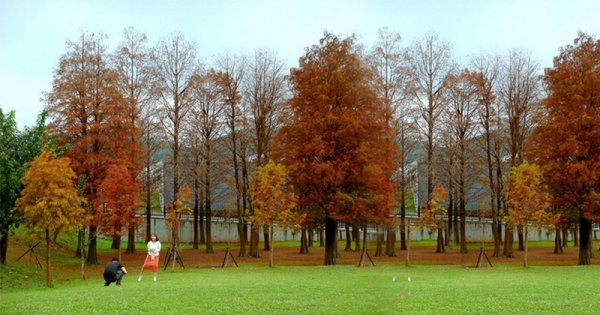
[221, 247, 239, 268]
[357, 248, 375, 267]
[163, 245, 185, 271]
[16, 242, 43, 269]
[476, 247, 493, 268]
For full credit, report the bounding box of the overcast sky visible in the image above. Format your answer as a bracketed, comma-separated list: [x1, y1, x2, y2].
[1, 0, 599, 128]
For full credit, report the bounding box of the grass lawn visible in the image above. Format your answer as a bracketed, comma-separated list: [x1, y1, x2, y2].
[2, 264, 600, 314]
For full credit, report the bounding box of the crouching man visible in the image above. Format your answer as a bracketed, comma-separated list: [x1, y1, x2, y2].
[103, 258, 128, 286]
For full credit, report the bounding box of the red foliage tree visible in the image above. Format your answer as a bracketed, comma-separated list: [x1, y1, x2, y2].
[97, 164, 140, 260]
[273, 33, 397, 265]
[527, 33, 600, 265]
[46, 32, 142, 264]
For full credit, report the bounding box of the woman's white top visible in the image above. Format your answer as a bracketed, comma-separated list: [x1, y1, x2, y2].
[147, 241, 161, 258]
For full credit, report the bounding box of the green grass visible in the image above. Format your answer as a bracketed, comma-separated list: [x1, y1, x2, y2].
[2, 264, 600, 314]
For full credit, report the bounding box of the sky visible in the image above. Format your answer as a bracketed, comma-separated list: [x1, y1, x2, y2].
[1, 0, 599, 128]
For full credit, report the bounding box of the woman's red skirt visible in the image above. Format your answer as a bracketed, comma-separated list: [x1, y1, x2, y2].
[142, 255, 159, 272]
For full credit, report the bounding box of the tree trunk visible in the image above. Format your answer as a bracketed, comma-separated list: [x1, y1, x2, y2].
[400, 219, 407, 252]
[447, 189, 453, 247]
[578, 217, 592, 265]
[554, 228, 563, 254]
[199, 190, 206, 244]
[319, 226, 324, 247]
[193, 180, 200, 249]
[353, 223, 361, 252]
[126, 225, 135, 254]
[504, 223, 515, 257]
[400, 163, 407, 251]
[86, 226, 98, 264]
[300, 228, 309, 254]
[263, 225, 271, 251]
[230, 108, 244, 257]
[308, 228, 314, 248]
[80, 227, 85, 280]
[344, 224, 352, 251]
[459, 142, 468, 254]
[205, 141, 214, 254]
[45, 229, 52, 288]
[573, 227, 579, 247]
[111, 234, 120, 250]
[562, 228, 568, 247]
[523, 224, 528, 267]
[427, 117, 434, 206]
[145, 160, 152, 243]
[335, 231, 340, 259]
[250, 223, 260, 257]
[436, 224, 445, 253]
[405, 220, 411, 267]
[240, 144, 250, 257]
[485, 113, 500, 257]
[205, 208, 213, 253]
[518, 224, 525, 251]
[386, 222, 397, 257]
[324, 215, 337, 265]
[0, 234, 8, 265]
[453, 189, 460, 244]
[238, 219, 247, 257]
[375, 225, 383, 256]
[75, 229, 84, 258]
[118, 235, 122, 262]
[492, 213, 501, 257]
[269, 225, 274, 267]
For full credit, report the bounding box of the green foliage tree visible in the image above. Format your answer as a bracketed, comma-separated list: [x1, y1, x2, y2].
[0, 109, 49, 265]
[15, 148, 87, 287]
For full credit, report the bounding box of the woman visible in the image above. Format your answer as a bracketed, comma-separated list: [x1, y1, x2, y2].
[138, 233, 161, 282]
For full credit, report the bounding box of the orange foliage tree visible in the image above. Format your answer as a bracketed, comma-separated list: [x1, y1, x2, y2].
[527, 33, 600, 265]
[273, 33, 397, 265]
[418, 186, 448, 253]
[252, 162, 299, 267]
[506, 162, 552, 267]
[166, 186, 193, 247]
[97, 164, 140, 261]
[15, 149, 87, 287]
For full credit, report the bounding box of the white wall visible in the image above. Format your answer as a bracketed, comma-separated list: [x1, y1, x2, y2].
[136, 215, 572, 243]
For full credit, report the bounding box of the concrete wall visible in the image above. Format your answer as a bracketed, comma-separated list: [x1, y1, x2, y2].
[136, 215, 573, 243]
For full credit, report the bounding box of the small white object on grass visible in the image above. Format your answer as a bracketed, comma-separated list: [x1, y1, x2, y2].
[407, 276, 411, 282]
[392, 276, 396, 282]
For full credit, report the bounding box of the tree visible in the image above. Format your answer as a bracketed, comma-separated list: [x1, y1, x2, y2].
[166, 186, 193, 247]
[189, 69, 226, 254]
[527, 33, 600, 265]
[15, 149, 87, 287]
[445, 70, 480, 254]
[506, 162, 552, 267]
[46, 32, 130, 264]
[499, 50, 543, 255]
[418, 185, 448, 253]
[153, 32, 197, 226]
[0, 109, 49, 264]
[370, 27, 412, 256]
[470, 53, 502, 257]
[113, 27, 151, 251]
[247, 49, 287, 255]
[274, 33, 397, 265]
[252, 162, 299, 267]
[97, 164, 139, 261]
[215, 52, 248, 257]
[408, 32, 453, 205]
